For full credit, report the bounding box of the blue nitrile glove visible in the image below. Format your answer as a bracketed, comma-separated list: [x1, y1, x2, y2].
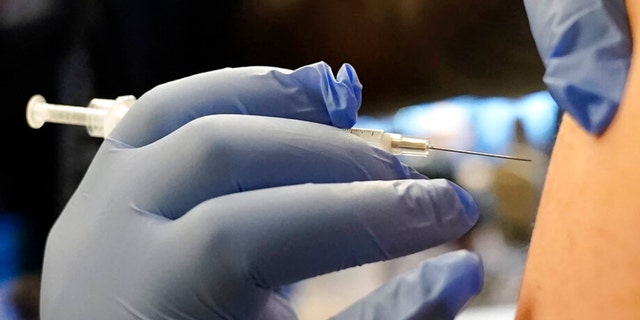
[40, 62, 482, 320]
[524, 0, 632, 135]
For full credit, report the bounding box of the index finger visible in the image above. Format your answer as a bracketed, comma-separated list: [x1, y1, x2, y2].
[110, 61, 362, 147]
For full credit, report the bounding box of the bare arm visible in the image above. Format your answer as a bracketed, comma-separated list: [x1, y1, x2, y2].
[517, 1, 640, 318]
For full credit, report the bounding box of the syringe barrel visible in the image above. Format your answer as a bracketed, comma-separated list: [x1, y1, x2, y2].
[346, 128, 430, 156]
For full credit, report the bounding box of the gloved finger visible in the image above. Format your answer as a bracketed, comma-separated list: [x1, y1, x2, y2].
[331, 250, 483, 320]
[109, 61, 362, 147]
[178, 178, 478, 289]
[524, 0, 631, 134]
[127, 115, 426, 220]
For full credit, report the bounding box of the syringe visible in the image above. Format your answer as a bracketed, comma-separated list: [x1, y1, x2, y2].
[26, 94, 530, 162]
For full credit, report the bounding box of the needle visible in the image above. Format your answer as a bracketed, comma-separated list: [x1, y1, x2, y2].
[429, 146, 531, 162]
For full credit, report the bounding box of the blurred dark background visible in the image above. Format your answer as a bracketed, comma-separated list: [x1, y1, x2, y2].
[0, 0, 546, 318]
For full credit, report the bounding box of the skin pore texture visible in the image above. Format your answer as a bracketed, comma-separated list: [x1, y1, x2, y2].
[516, 1, 640, 318]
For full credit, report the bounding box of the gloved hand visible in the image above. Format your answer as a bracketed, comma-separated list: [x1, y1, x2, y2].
[524, 0, 632, 135]
[40, 62, 482, 319]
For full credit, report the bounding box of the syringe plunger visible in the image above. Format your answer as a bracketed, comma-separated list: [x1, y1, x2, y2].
[26, 94, 136, 138]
